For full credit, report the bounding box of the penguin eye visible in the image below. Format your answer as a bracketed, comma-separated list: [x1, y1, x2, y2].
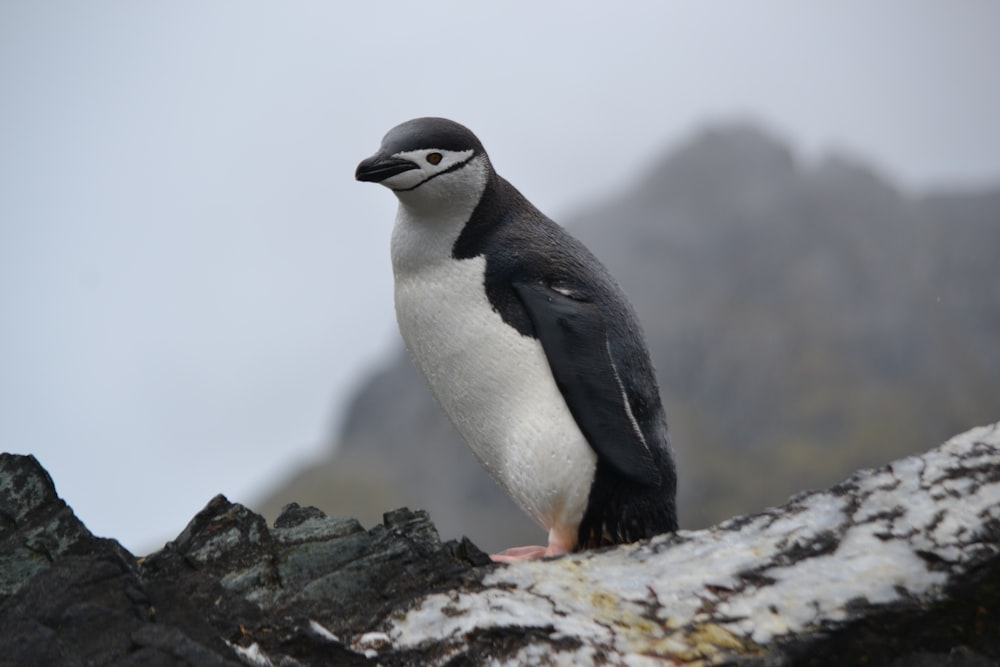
[426, 152, 443, 165]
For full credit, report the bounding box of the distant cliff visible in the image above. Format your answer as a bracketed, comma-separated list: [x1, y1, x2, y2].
[259, 122, 1000, 554]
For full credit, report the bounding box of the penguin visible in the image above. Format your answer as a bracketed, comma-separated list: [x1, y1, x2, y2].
[355, 117, 677, 562]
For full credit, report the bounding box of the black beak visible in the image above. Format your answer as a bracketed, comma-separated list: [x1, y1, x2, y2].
[355, 153, 419, 183]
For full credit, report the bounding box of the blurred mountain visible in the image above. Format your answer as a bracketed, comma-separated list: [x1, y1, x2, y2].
[256, 122, 1000, 553]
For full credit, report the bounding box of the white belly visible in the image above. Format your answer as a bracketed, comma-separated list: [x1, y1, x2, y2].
[391, 221, 596, 537]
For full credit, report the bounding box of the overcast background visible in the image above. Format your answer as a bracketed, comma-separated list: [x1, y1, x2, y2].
[2, 2, 998, 554]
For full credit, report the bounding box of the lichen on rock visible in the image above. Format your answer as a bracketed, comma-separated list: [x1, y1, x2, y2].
[1, 422, 998, 666]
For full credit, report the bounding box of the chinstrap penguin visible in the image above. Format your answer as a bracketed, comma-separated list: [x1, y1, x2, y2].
[355, 117, 678, 561]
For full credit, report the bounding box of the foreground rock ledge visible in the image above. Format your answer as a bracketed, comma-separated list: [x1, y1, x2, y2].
[1, 423, 998, 666]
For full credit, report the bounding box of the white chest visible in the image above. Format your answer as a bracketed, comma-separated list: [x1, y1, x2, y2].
[389, 205, 596, 535]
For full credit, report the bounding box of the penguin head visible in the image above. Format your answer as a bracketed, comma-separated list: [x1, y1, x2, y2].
[356, 117, 491, 206]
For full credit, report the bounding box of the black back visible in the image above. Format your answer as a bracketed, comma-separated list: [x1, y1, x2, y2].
[453, 171, 679, 548]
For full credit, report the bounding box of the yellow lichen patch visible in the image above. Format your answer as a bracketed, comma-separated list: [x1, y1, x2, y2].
[589, 589, 619, 613]
[662, 615, 685, 631]
[588, 589, 662, 642]
[637, 624, 760, 663]
[691, 623, 745, 651]
[640, 633, 705, 662]
[677, 623, 764, 664]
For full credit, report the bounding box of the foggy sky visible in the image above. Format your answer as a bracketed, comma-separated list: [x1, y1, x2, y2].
[1, 1, 998, 553]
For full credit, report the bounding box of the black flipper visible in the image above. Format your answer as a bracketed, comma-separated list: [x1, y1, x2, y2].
[512, 279, 662, 488]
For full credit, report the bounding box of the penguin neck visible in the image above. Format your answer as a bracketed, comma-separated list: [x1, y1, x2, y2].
[390, 157, 494, 274]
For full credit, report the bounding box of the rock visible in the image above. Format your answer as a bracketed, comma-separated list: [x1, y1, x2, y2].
[376, 422, 1000, 665]
[1, 422, 999, 665]
[0, 453, 488, 666]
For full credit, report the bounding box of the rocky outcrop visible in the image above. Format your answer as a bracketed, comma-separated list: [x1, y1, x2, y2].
[2, 421, 999, 665]
[0, 453, 488, 666]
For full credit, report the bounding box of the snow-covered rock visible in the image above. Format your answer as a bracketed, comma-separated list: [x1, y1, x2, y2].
[1, 422, 997, 665]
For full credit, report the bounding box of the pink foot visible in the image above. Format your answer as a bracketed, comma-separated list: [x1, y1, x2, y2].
[490, 529, 576, 563]
[490, 545, 548, 563]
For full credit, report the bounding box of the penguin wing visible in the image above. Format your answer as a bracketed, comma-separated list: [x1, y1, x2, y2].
[512, 279, 662, 487]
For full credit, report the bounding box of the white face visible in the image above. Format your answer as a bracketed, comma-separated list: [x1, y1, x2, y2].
[378, 148, 476, 192]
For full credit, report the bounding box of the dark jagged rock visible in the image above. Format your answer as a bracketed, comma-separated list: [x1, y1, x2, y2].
[0, 453, 488, 666]
[0, 453, 217, 666]
[2, 423, 999, 665]
[0, 453, 101, 600]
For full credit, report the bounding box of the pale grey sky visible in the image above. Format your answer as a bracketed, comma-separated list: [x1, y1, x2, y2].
[1, 1, 998, 553]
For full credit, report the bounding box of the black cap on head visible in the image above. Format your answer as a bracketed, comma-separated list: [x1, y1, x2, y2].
[379, 117, 487, 156]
